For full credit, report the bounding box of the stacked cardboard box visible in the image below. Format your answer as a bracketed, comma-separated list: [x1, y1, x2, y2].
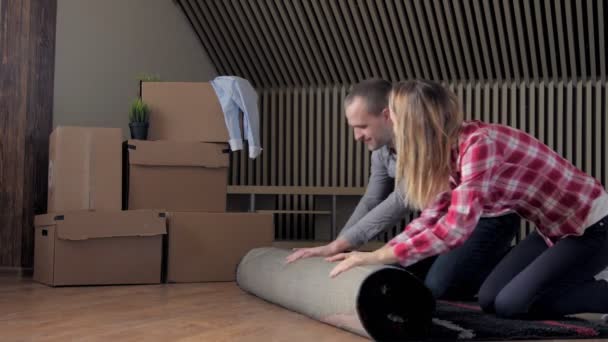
[135, 82, 273, 283]
[34, 82, 272, 286]
[35, 127, 166, 286]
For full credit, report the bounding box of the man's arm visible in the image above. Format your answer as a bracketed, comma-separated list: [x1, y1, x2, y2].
[337, 149, 407, 248]
[337, 190, 408, 247]
[287, 150, 394, 263]
[285, 149, 406, 263]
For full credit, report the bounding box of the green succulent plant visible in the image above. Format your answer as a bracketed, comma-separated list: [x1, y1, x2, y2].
[129, 98, 150, 123]
[136, 73, 161, 82]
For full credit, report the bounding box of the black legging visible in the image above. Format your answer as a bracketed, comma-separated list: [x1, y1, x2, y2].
[479, 214, 608, 319]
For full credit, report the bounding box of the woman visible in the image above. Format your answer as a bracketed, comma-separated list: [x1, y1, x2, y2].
[328, 80, 608, 319]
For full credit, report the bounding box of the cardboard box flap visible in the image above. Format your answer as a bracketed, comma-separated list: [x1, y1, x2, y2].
[36, 211, 167, 240]
[126, 140, 229, 168]
[35, 213, 62, 227]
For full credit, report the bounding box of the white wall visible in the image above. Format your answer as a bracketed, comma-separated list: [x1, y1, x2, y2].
[53, 0, 217, 136]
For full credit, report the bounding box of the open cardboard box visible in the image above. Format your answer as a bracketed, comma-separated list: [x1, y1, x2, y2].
[34, 210, 166, 286]
[123, 139, 229, 212]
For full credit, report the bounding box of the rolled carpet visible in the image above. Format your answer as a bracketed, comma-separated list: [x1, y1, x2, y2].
[236, 247, 435, 341]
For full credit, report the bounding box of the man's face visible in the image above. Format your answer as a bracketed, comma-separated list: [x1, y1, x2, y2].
[345, 97, 393, 151]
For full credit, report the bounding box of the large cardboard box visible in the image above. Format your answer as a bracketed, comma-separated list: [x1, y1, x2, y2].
[34, 210, 166, 286]
[141, 82, 229, 142]
[48, 126, 122, 212]
[124, 140, 229, 211]
[166, 212, 273, 282]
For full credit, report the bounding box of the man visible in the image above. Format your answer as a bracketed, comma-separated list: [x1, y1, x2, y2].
[286, 79, 519, 299]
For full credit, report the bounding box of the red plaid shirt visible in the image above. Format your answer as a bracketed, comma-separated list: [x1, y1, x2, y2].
[389, 121, 606, 267]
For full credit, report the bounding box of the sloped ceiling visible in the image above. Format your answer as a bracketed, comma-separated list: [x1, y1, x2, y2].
[177, 0, 607, 88]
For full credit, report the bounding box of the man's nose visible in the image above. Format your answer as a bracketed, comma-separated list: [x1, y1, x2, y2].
[354, 129, 364, 141]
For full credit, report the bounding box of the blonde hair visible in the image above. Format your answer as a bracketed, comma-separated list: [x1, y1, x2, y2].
[390, 80, 463, 210]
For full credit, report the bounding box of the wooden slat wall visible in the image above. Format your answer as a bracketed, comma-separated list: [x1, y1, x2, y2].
[0, 0, 56, 267]
[229, 82, 608, 241]
[179, 0, 608, 88]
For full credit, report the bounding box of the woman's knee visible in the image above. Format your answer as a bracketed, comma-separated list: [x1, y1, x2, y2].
[424, 274, 449, 299]
[477, 283, 497, 313]
[493, 289, 528, 318]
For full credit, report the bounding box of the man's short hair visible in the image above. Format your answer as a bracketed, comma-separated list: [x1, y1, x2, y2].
[344, 79, 392, 115]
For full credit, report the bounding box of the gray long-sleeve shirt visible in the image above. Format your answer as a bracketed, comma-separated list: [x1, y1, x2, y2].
[338, 146, 409, 247]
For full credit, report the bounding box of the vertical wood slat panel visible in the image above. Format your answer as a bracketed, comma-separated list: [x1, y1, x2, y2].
[595, 82, 603, 182]
[585, 81, 593, 176]
[537, 83, 546, 146]
[0, 0, 56, 267]
[565, 82, 574, 164]
[308, 87, 315, 187]
[332, 87, 339, 186]
[270, 89, 278, 185]
[286, 91, 293, 186]
[604, 84, 608, 188]
[547, 82, 556, 151]
[315, 88, 323, 186]
[599, 0, 606, 81]
[556, 82, 565, 157]
[575, 81, 584, 169]
[293, 89, 300, 186]
[339, 87, 347, 186]
[324, 87, 332, 186]
[257, 91, 266, 185]
[278, 89, 285, 186]
[347, 101, 354, 187]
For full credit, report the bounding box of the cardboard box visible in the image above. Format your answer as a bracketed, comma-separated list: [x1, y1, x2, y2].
[48, 126, 122, 212]
[124, 140, 229, 211]
[141, 82, 229, 142]
[34, 210, 166, 286]
[166, 212, 273, 282]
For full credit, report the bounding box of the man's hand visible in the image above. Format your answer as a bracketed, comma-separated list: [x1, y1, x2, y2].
[285, 244, 337, 264]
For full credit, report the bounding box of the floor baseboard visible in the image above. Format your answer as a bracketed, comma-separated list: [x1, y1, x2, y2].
[0, 267, 33, 278]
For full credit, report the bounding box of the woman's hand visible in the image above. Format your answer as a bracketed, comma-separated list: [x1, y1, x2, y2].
[326, 251, 379, 278]
[327, 245, 398, 278]
[285, 239, 352, 264]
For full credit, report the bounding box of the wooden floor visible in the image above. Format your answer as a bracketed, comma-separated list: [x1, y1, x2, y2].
[0, 274, 604, 341]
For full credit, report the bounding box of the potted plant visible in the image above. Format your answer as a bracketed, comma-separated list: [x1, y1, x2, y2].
[129, 98, 150, 140]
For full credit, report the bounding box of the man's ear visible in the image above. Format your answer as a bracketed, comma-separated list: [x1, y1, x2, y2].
[381, 107, 391, 121]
